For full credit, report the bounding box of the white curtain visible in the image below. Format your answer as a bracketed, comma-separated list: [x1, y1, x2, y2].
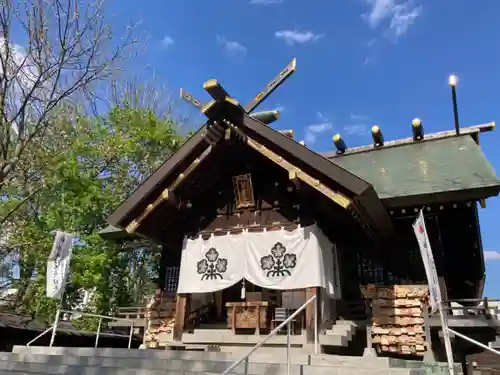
[176, 234, 243, 294]
[176, 224, 337, 295]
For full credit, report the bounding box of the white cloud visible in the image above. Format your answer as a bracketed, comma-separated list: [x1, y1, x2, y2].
[305, 132, 318, 144]
[363, 0, 422, 40]
[308, 123, 332, 133]
[343, 124, 369, 136]
[275, 30, 324, 45]
[250, 0, 284, 4]
[161, 36, 174, 49]
[484, 251, 500, 261]
[305, 112, 333, 144]
[216, 34, 247, 54]
[350, 113, 368, 121]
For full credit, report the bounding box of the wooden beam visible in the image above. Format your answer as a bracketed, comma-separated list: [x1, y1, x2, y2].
[203, 79, 231, 102]
[251, 110, 280, 125]
[245, 58, 297, 113]
[124, 145, 214, 234]
[240, 113, 370, 195]
[173, 294, 191, 341]
[480, 198, 487, 209]
[180, 88, 204, 110]
[224, 120, 351, 209]
[201, 100, 218, 118]
[305, 287, 319, 343]
[288, 170, 301, 189]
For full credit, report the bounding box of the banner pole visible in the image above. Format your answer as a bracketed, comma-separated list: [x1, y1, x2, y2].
[413, 210, 455, 375]
[438, 301, 455, 375]
[49, 305, 61, 347]
[49, 285, 67, 347]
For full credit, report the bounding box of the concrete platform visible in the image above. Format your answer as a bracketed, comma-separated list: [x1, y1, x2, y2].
[11, 346, 463, 375]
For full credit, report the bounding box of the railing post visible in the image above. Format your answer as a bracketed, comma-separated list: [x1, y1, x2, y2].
[287, 322, 291, 375]
[95, 317, 102, 348]
[314, 296, 319, 355]
[363, 299, 376, 357]
[49, 308, 61, 347]
[484, 297, 490, 318]
[221, 295, 315, 375]
[128, 322, 134, 349]
[244, 357, 249, 375]
[422, 300, 435, 363]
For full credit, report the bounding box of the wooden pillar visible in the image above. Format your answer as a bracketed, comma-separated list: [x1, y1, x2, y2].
[305, 287, 320, 342]
[215, 291, 223, 320]
[422, 299, 436, 363]
[173, 294, 191, 341]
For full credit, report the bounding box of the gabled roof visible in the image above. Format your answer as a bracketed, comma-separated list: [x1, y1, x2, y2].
[322, 123, 500, 207]
[104, 117, 500, 242]
[107, 125, 210, 227]
[107, 100, 394, 240]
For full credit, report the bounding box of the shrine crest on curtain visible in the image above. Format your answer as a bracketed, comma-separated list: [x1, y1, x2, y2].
[176, 225, 336, 295]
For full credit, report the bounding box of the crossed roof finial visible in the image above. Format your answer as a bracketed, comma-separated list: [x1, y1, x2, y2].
[180, 58, 296, 126]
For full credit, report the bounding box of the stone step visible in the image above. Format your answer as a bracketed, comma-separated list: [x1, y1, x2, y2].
[0, 357, 425, 375]
[0, 352, 428, 373]
[10, 346, 459, 374]
[13, 346, 311, 365]
[311, 354, 394, 367]
[323, 327, 353, 342]
[318, 334, 347, 346]
[0, 353, 302, 375]
[13, 346, 309, 364]
[181, 330, 307, 344]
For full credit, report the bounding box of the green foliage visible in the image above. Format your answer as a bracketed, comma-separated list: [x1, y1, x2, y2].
[0, 104, 185, 327]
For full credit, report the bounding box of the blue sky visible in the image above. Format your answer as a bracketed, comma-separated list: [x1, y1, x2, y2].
[105, 0, 500, 296]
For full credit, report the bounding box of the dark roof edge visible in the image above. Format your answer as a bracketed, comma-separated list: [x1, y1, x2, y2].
[98, 225, 137, 241]
[382, 185, 500, 208]
[238, 113, 394, 236]
[239, 113, 372, 196]
[321, 122, 495, 159]
[107, 125, 208, 227]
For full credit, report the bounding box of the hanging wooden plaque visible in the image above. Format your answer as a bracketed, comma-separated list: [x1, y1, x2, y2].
[232, 174, 256, 209]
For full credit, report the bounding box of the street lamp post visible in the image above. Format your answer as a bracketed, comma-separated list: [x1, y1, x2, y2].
[448, 75, 460, 135]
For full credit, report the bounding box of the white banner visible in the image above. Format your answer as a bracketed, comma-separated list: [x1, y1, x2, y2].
[176, 225, 336, 295]
[46, 231, 73, 300]
[413, 210, 441, 313]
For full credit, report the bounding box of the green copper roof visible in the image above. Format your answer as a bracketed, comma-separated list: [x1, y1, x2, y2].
[327, 134, 500, 202]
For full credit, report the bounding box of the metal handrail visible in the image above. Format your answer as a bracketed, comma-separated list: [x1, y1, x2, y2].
[27, 308, 135, 348]
[447, 328, 500, 357]
[26, 327, 55, 346]
[221, 295, 318, 375]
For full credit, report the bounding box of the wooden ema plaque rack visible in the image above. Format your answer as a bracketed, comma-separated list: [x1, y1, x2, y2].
[226, 301, 271, 334]
[144, 294, 176, 348]
[361, 284, 430, 356]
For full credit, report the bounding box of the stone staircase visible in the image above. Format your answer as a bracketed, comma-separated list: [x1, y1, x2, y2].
[321, 320, 359, 346]
[3, 345, 462, 375]
[156, 320, 359, 350]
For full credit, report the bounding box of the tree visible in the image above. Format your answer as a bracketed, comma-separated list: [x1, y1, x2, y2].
[0, 0, 137, 191]
[0, 102, 185, 323]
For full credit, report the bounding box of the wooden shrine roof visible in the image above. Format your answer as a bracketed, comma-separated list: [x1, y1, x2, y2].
[102, 119, 500, 242]
[106, 101, 394, 242]
[322, 123, 500, 207]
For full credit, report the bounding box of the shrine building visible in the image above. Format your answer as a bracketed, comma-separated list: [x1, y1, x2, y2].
[101, 59, 500, 361]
